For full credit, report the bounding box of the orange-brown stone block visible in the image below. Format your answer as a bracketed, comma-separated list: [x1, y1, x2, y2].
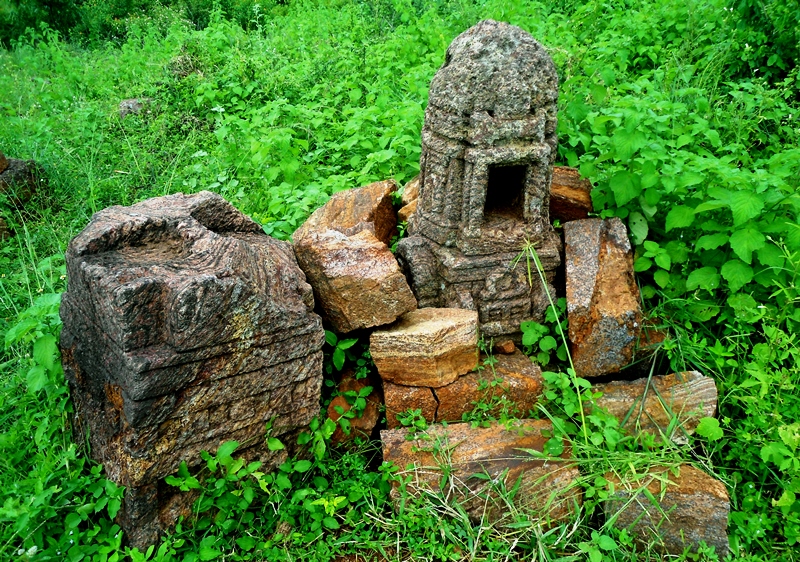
[550, 166, 592, 222]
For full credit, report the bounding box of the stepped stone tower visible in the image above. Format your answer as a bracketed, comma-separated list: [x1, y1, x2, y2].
[397, 19, 562, 339]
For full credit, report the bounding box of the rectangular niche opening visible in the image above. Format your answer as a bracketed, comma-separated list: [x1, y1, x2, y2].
[484, 164, 526, 221]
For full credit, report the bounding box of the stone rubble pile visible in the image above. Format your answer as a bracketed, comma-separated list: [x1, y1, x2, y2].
[0, 149, 47, 240]
[59, 19, 729, 556]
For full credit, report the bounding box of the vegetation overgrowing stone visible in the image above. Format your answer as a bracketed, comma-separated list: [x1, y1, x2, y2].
[1, 0, 799, 560]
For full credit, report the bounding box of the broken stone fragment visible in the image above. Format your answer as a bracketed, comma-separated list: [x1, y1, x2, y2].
[382, 349, 544, 428]
[0, 157, 45, 206]
[435, 350, 544, 422]
[381, 420, 580, 523]
[593, 371, 716, 443]
[549, 166, 592, 222]
[401, 175, 419, 207]
[294, 179, 398, 246]
[605, 464, 730, 556]
[370, 308, 478, 388]
[397, 198, 417, 224]
[293, 229, 417, 333]
[383, 381, 438, 429]
[493, 339, 516, 354]
[565, 218, 642, 377]
[328, 370, 382, 445]
[60, 191, 325, 548]
[119, 97, 154, 118]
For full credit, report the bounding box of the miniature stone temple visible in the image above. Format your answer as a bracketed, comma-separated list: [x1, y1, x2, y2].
[397, 19, 562, 339]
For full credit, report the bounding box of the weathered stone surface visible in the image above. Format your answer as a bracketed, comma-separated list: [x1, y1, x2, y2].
[435, 350, 543, 421]
[119, 98, 153, 118]
[0, 158, 45, 205]
[382, 420, 580, 523]
[328, 370, 382, 444]
[605, 464, 730, 556]
[60, 191, 325, 548]
[565, 218, 641, 377]
[397, 199, 417, 224]
[401, 175, 420, 206]
[0, 150, 7, 173]
[593, 371, 717, 443]
[494, 339, 516, 354]
[383, 381, 438, 429]
[294, 179, 398, 246]
[293, 229, 416, 333]
[550, 166, 592, 222]
[398, 20, 562, 339]
[370, 308, 478, 387]
[383, 350, 543, 427]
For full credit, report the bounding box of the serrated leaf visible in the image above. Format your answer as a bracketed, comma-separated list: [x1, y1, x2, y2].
[653, 269, 670, 288]
[729, 191, 765, 226]
[610, 171, 641, 206]
[695, 417, 723, 441]
[267, 437, 285, 451]
[628, 211, 648, 245]
[654, 253, 671, 270]
[696, 233, 729, 251]
[665, 206, 694, 231]
[33, 335, 57, 370]
[26, 366, 48, 393]
[612, 129, 646, 162]
[686, 267, 720, 291]
[721, 260, 753, 292]
[729, 228, 766, 264]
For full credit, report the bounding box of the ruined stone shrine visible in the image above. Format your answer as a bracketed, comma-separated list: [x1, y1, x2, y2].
[397, 19, 562, 339]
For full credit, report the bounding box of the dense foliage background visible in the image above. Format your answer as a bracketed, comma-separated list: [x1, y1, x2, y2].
[0, 0, 798, 560]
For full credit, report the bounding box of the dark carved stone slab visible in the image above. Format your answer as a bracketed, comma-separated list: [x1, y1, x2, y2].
[60, 191, 325, 548]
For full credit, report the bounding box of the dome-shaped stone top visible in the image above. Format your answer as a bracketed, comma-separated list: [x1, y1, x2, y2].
[427, 20, 558, 120]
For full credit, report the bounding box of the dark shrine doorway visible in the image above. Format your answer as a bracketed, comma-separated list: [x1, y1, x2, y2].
[484, 164, 526, 221]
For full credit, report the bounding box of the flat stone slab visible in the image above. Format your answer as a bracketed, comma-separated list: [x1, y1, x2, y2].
[565, 217, 642, 377]
[293, 229, 417, 333]
[593, 371, 717, 443]
[605, 464, 730, 556]
[382, 420, 580, 523]
[382, 381, 439, 430]
[370, 308, 479, 387]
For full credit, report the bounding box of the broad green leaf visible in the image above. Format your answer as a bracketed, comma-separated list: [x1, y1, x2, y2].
[686, 267, 720, 291]
[267, 437, 285, 451]
[729, 228, 766, 264]
[26, 366, 48, 393]
[236, 536, 257, 551]
[654, 253, 671, 270]
[729, 191, 765, 226]
[217, 440, 239, 459]
[653, 269, 670, 288]
[757, 243, 785, 268]
[323, 516, 340, 530]
[333, 347, 345, 370]
[665, 206, 694, 231]
[338, 338, 358, 350]
[628, 211, 648, 245]
[325, 330, 337, 346]
[293, 460, 313, 472]
[721, 260, 753, 292]
[33, 334, 57, 370]
[612, 129, 646, 162]
[696, 233, 729, 251]
[634, 257, 652, 272]
[610, 171, 641, 206]
[539, 336, 557, 352]
[598, 535, 618, 551]
[695, 417, 723, 441]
